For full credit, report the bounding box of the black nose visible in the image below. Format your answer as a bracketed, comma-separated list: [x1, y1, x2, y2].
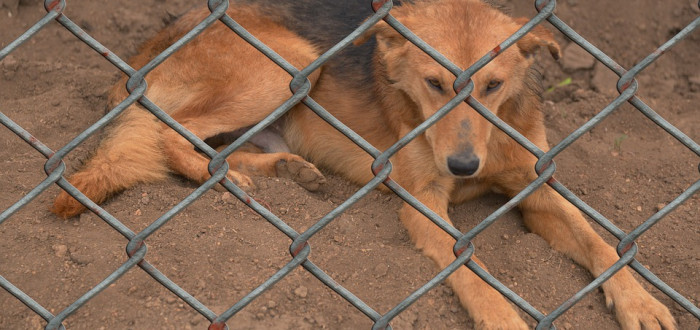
[447, 154, 480, 176]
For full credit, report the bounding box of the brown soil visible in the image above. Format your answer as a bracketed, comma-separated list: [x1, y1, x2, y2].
[1, 0, 698, 329]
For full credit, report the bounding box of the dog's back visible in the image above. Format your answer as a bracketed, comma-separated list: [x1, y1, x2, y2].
[236, 0, 406, 89]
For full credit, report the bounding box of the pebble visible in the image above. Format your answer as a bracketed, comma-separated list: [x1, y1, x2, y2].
[293, 286, 308, 298]
[560, 43, 596, 71]
[267, 300, 277, 309]
[591, 63, 620, 96]
[1, 55, 19, 71]
[141, 193, 150, 205]
[52, 244, 68, 258]
[688, 74, 700, 86]
[374, 263, 389, 277]
[69, 248, 94, 265]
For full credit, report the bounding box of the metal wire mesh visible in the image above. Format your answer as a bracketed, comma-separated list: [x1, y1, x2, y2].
[1, 0, 698, 329]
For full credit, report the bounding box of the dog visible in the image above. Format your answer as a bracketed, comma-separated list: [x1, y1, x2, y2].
[51, 0, 676, 328]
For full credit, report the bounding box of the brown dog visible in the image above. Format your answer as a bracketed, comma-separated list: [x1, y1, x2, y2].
[51, 0, 675, 328]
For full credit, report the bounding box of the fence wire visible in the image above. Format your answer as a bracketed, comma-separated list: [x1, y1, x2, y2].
[1, 0, 699, 329]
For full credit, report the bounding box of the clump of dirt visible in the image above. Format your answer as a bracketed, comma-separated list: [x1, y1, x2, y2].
[1, 0, 698, 329]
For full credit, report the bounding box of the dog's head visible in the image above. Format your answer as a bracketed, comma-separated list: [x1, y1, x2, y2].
[356, 0, 559, 178]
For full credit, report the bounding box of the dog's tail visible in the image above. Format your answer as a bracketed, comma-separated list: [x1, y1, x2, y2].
[51, 105, 169, 218]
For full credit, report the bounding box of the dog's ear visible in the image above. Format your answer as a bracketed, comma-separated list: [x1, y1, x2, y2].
[514, 18, 560, 60]
[354, 20, 407, 51]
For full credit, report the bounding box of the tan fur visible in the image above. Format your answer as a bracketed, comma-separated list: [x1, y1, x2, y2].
[52, 1, 675, 329]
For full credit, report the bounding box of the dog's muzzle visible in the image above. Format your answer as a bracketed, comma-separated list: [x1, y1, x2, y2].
[447, 153, 480, 176]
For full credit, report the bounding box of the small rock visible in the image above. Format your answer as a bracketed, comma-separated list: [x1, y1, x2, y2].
[656, 203, 667, 212]
[688, 74, 700, 86]
[69, 248, 94, 265]
[502, 234, 510, 240]
[52, 244, 68, 258]
[636, 205, 642, 212]
[267, 300, 277, 309]
[133, 209, 142, 216]
[560, 43, 596, 71]
[293, 286, 308, 298]
[592, 63, 620, 96]
[221, 192, 232, 201]
[165, 296, 177, 304]
[374, 263, 389, 277]
[1, 54, 19, 71]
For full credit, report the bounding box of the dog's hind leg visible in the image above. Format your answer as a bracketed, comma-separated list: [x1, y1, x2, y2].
[222, 151, 326, 191]
[204, 126, 326, 191]
[51, 107, 170, 218]
[163, 102, 325, 192]
[495, 168, 675, 330]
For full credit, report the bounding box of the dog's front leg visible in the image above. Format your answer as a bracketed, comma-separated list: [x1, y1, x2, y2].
[398, 178, 528, 329]
[496, 169, 675, 329]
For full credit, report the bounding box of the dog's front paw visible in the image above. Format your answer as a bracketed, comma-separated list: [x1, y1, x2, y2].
[275, 158, 326, 191]
[607, 286, 675, 330]
[471, 303, 528, 330]
[474, 315, 528, 330]
[214, 170, 255, 192]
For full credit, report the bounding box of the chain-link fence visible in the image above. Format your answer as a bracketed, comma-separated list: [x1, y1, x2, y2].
[1, 0, 699, 329]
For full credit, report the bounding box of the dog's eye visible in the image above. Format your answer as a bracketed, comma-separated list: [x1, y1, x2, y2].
[486, 80, 503, 93]
[426, 78, 443, 91]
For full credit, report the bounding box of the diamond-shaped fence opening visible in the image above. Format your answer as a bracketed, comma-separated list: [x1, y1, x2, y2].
[1, 0, 699, 329]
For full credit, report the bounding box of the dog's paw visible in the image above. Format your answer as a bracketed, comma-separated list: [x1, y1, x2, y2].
[474, 315, 528, 330]
[51, 191, 86, 219]
[214, 170, 255, 192]
[275, 158, 326, 191]
[608, 288, 675, 330]
[471, 302, 528, 330]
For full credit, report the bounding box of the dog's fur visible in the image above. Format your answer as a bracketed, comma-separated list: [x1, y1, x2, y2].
[51, 0, 675, 328]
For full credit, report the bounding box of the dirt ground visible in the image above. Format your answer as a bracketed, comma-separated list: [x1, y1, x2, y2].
[1, 0, 699, 329]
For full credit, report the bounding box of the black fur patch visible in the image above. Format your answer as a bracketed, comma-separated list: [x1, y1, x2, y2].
[236, 0, 407, 88]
